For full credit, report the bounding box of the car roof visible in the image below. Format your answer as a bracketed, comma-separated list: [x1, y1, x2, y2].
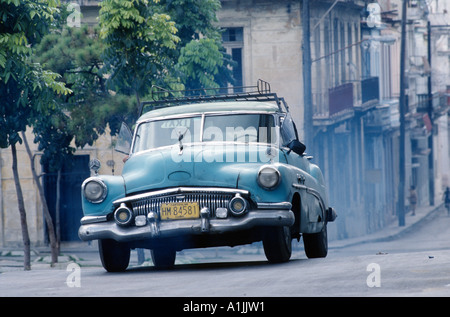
[137, 101, 281, 122]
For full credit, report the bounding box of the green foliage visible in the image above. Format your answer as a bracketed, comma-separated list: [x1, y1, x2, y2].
[177, 38, 223, 90]
[159, 0, 234, 92]
[35, 26, 103, 78]
[6, 0, 234, 152]
[158, 0, 221, 46]
[99, 0, 180, 110]
[69, 93, 137, 147]
[0, 0, 60, 67]
[32, 109, 75, 172]
[34, 25, 137, 148]
[0, 0, 71, 148]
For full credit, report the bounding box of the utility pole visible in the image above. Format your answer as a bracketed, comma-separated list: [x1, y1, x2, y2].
[427, 20, 434, 206]
[302, 0, 313, 148]
[398, 0, 407, 227]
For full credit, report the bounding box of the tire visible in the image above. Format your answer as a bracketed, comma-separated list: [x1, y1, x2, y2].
[98, 239, 130, 272]
[303, 225, 328, 258]
[263, 226, 292, 263]
[151, 248, 176, 269]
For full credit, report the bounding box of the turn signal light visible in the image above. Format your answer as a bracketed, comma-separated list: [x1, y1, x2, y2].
[229, 194, 247, 216]
[114, 203, 134, 226]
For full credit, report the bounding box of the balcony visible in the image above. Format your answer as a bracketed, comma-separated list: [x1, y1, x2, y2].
[416, 91, 449, 113]
[313, 77, 380, 126]
[361, 77, 379, 105]
[329, 83, 354, 116]
[313, 82, 354, 126]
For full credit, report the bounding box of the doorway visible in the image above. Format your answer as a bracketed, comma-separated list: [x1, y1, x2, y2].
[43, 155, 90, 242]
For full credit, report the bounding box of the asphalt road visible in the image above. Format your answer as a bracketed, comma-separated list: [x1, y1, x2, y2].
[1, 207, 450, 298]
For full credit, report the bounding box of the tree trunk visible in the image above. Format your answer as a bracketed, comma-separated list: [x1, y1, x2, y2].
[55, 168, 61, 254]
[11, 143, 31, 270]
[135, 90, 141, 116]
[21, 132, 59, 266]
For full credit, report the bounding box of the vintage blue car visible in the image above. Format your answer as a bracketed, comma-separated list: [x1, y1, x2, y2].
[79, 82, 336, 272]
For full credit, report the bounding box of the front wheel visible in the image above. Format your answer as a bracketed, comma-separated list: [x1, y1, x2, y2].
[98, 239, 130, 272]
[263, 226, 292, 263]
[303, 225, 328, 258]
[151, 248, 176, 269]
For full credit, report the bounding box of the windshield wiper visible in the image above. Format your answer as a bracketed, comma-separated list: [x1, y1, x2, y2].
[177, 127, 189, 155]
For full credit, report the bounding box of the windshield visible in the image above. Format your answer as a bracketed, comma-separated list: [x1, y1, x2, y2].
[203, 114, 275, 143]
[133, 116, 202, 153]
[132, 113, 276, 153]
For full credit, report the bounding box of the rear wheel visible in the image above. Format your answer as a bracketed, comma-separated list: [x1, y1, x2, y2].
[263, 226, 292, 263]
[98, 239, 130, 272]
[303, 225, 328, 258]
[151, 248, 176, 269]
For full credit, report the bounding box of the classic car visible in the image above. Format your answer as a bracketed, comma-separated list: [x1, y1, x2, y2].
[78, 81, 336, 272]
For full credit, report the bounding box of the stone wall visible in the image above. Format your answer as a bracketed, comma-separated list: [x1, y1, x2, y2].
[218, 0, 304, 135]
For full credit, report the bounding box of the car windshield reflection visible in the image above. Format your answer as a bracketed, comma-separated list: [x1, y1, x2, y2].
[132, 113, 277, 153]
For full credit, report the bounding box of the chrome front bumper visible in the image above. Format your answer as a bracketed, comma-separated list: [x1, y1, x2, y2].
[78, 208, 295, 242]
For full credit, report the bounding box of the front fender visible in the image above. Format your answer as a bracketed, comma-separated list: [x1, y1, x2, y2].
[236, 163, 293, 205]
[81, 175, 126, 217]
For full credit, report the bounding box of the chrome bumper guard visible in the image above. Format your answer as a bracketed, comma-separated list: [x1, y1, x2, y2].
[78, 207, 295, 242]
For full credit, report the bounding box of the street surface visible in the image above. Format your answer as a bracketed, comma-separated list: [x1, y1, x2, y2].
[1, 207, 450, 298]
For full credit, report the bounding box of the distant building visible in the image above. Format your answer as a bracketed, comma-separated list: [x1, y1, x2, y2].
[218, 0, 449, 238]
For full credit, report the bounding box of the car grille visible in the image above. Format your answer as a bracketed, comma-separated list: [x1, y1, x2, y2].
[130, 192, 234, 217]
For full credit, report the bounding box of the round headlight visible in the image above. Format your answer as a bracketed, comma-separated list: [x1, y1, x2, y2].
[83, 178, 107, 203]
[257, 166, 281, 190]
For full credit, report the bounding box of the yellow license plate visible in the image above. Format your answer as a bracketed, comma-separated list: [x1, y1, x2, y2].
[160, 202, 200, 220]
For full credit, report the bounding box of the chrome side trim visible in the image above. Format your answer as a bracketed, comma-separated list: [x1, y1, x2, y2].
[256, 202, 292, 209]
[113, 187, 249, 206]
[292, 183, 327, 215]
[80, 215, 108, 225]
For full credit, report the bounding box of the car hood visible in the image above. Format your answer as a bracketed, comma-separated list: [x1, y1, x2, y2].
[122, 144, 285, 195]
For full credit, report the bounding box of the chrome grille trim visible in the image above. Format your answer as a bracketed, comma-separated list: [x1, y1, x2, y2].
[130, 192, 234, 217]
[113, 187, 249, 205]
[113, 187, 250, 217]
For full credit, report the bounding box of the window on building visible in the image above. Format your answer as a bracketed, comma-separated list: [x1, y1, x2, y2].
[222, 27, 244, 92]
[340, 22, 346, 83]
[333, 18, 340, 86]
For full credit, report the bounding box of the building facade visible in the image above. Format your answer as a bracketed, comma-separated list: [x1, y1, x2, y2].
[218, 0, 449, 239]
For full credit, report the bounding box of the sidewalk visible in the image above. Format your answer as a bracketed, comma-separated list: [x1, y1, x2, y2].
[329, 202, 444, 249]
[0, 203, 444, 272]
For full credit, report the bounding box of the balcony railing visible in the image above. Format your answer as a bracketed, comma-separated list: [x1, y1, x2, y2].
[328, 83, 354, 116]
[313, 77, 379, 125]
[416, 91, 449, 113]
[361, 77, 379, 104]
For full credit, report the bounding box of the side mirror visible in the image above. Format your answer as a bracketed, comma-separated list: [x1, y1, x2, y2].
[280, 113, 305, 156]
[115, 122, 132, 155]
[286, 139, 306, 156]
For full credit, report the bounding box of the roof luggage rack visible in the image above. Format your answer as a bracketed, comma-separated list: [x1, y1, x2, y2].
[139, 79, 289, 117]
